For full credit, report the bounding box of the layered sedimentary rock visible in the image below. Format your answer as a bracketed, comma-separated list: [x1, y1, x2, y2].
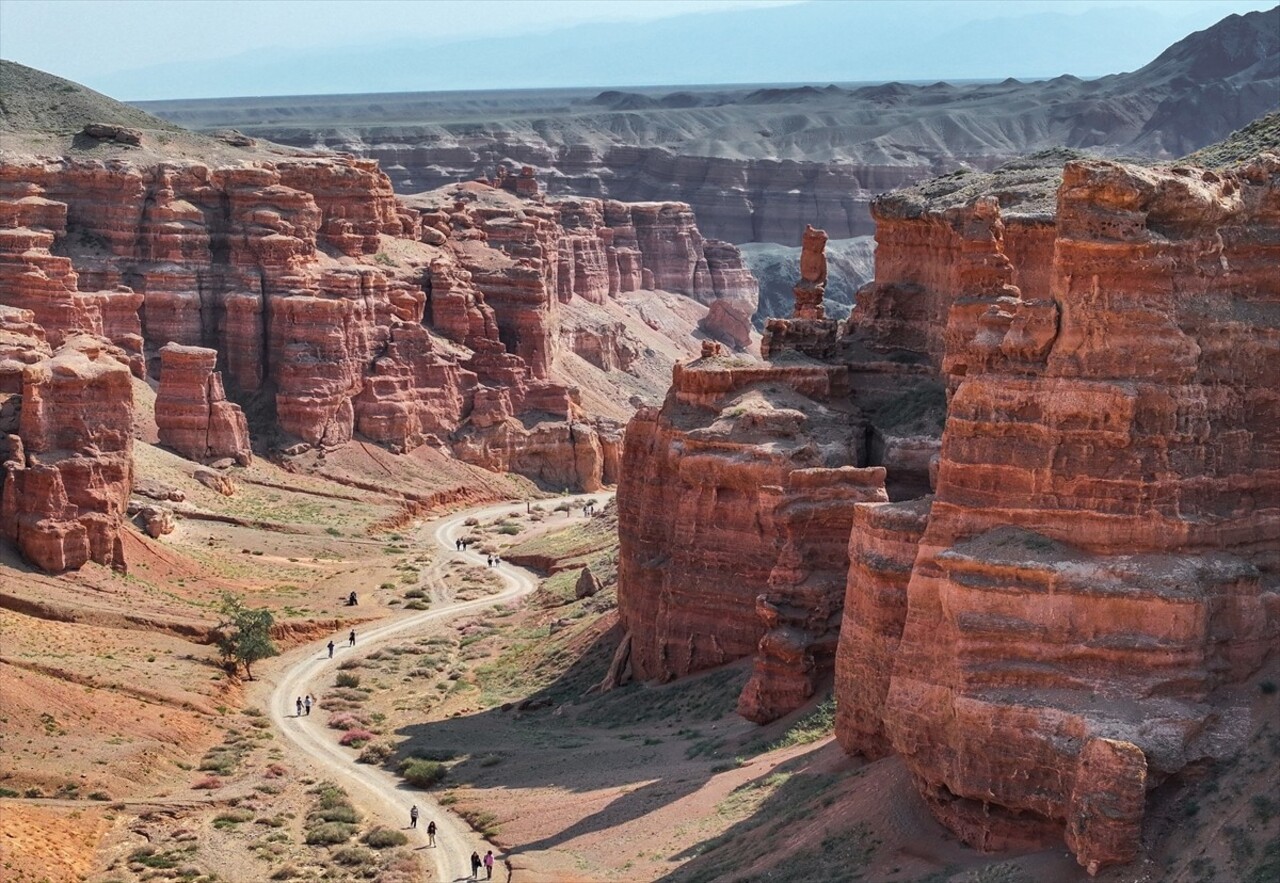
[882, 157, 1280, 873]
[0, 335, 133, 572]
[1, 137, 753, 496]
[155, 343, 251, 465]
[151, 6, 1280, 245]
[823, 154, 1280, 873]
[833, 496, 930, 759]
[617, 355, 872, 686]
[618, 220, 943, 719]
[736, 466, 888, 723]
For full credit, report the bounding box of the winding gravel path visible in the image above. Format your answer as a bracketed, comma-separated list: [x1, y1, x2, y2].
[265, 494, 611, 882]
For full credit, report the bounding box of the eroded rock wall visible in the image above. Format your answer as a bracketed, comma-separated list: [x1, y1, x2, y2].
[848, 156, 1280, 873]
[1, 335, 133, 572]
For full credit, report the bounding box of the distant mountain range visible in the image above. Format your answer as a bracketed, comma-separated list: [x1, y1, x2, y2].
[82, 1, 1280, 100]
[131, 8, 1279, 245]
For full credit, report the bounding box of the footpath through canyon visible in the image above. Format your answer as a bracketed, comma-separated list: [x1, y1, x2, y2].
[265, 494, 611, 883]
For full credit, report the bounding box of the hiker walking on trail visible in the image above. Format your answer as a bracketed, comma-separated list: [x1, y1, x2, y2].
[295, 696, 302, 716]
[471, 851, 482, 879]
[426, 819, 436, 846]
[304, 695, 312, 715]
[349, 629, 356, 647]
[409, 804, 419, 828]
[484, 849, 495, 879]
[327, 640, 335, 658]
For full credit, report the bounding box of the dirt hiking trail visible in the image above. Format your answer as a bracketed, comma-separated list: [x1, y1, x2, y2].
[264, 494, 612, 882]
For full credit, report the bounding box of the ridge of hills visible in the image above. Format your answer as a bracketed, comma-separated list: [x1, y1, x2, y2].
[125, 7, 1280, 244]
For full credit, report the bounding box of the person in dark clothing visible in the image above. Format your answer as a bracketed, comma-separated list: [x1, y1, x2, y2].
[409, 804, 419, 828]
[349, 629, 356, 646]
[471, 851, 482, 879]
[304, 695, 312, 715]
[295, 696, 303, 716]
[426, 819, 436, 846]
[327, 640, 334, 658]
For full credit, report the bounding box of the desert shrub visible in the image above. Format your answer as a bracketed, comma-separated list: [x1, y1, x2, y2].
[213, 808, 254, 829]
[270, 865, 299, 880]
[328, 712, 368, 730]
[338, 658, 362, 670]
[0, 787, 19, 798]
[339, 728, 376, 747]
[336, 672, 361, 688]
[263, 763, 287, 779]
[404, 589, 427, 599]
[357, 741, 394, 764]
[334, 845, 377, 866]
[406, 600, 430, 610]
[464, 517, 479, 526]
[191, 776, 223, 790]
[398, 758, 447, 787]
[496, 524, 521, 535]
[315, 802, 360, 824]
[304, 821, 355, 845]
[363, 826, 409, 848]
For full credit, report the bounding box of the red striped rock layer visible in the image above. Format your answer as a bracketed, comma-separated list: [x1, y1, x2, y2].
[617, 354, 876, 696]
[835, 156, 1280, 873]
[155, 343, 251, 465]
[0, 335, 133, 572]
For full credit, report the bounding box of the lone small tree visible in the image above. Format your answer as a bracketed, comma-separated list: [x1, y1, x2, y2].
[215, 592, 278, 680]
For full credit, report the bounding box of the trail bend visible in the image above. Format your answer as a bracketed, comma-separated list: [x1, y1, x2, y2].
[264, 493, 612, 882]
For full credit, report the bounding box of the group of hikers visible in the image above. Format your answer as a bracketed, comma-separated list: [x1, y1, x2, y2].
[292, 516, 539, 879]
[409, 805, 496, 879]
[326, 628, 357, 658]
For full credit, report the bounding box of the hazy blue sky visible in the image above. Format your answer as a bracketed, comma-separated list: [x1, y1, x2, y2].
[1, 0, 1275, 99]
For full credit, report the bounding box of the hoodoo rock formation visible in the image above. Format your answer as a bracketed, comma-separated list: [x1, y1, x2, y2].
[619, 143, 1280, 871]
[156, 343, 251, 465]
[618, 226, 936, 722]
[1, 61, 761, 567]
[0, 333, 134, 573]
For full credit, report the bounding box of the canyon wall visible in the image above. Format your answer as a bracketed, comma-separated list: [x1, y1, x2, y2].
[617, 148, 1280, 873]
[1, 97, 756, 570]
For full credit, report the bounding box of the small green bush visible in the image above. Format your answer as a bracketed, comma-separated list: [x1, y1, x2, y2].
[336, 672, 361, 688]
[333, 846, 376, 866]
[363, 826, 408, 848]
[315, 804, 360, 824]
[399, 758, 446, 787]
[304, 821, 355, 845]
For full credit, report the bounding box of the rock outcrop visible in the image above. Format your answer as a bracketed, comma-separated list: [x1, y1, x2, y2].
[619, 144, 1280, 871]
[618, 226, 933, 721]
[2, 106, 755, 501]
[1, 335, 133, 572]
[876, 156, 1280, 873]
[156, 343, 251, 465]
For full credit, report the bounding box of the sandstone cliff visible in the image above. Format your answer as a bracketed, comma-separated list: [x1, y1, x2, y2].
[1, 65, 759, 570]
[618, 145, 1280, 872]
[875, 155, 1280, 874]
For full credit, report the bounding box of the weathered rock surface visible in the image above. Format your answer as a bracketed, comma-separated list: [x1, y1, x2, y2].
[156, 343, 251, 465]
[2, 111, 753, 496]
[0, 335, 133, 572]
[619, 224, 943, 721]
[829, 153, 1280, 872]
